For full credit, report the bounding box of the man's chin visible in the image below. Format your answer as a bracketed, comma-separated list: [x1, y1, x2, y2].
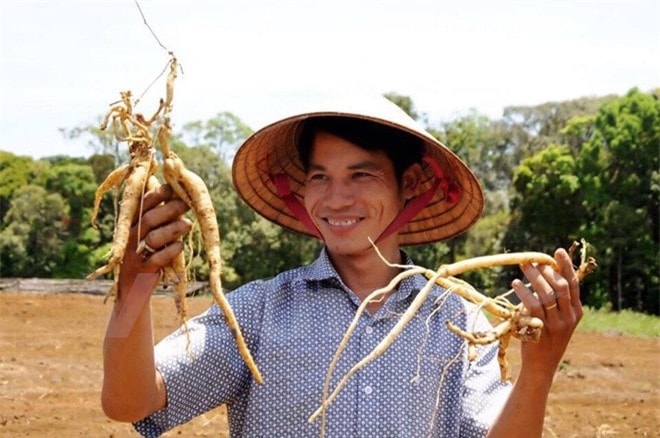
[324, 238, 376, 258]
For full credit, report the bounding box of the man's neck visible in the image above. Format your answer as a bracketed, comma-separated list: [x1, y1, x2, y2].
[328, 241, 403, 314]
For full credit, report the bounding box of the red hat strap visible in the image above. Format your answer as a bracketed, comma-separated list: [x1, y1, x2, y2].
[272, 173, 323, 239]
[375, 156, 461, 243]
[272, 156, 460, 244]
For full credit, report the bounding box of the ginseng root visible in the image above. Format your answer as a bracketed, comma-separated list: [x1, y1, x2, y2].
[309, 242, 597, 428]
[89, 53, 261, 384]
[154, 56, 262, 384]
[141, 175, 192, 352]
[87, 72, 164, 303]
[158, 121, 263, 384]
[86, 149, 157, 301]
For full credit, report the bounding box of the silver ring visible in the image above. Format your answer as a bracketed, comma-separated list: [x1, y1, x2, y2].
[138, 239, 157, 256]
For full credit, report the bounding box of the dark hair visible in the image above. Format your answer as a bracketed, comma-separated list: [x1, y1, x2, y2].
[297, 116, 425, 182]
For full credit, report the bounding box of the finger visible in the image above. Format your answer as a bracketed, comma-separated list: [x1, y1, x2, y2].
[140, 199, 190, 233]
[132, 184, 173, 225]
[535, 262, 567, 308]
[520, 263, 560, 321]
[522, 263, 556, 306]
[555, 248, 582, 315]
[141, 218, 193, 252]
[538, 263, 567, 312]
[143, 241, 185, 269]
[512, 278, 542, 317]
[136, 238, 158, 255]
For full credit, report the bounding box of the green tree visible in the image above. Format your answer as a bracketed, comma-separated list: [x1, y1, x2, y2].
[88, 154, 117, 184]
[506, 144, 584, 252]
[502, 94, 618, 160]
[43, 162, 97, 236]
[0, 151, 49, 222]
[0, 185, 69, 276]
[501, 89, 658, 313]
[60, 120, 125, 165]
[427, 112, 513, 293]
[226, 218, 321, 288]
[577, 89, 659, 313]
[181, 112, 252, 163]
[439, 112, 513, 213]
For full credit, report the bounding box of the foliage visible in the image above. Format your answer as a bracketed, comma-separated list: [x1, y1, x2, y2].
[2, 88, 657, 316]
[0, 151, 49, 222]
[43, 162, 97, 235]
[506, 144, 584, 252]
[440, 111, 513, 197]
[502, 88, 659, 313]
[60, 120, 125, 165]
[226, 219, 321, 288]
[502, 94, 618, 159]
[181, 112, 252, 163]
[0, 185, 69, 276]
[576, 89, 660, 313]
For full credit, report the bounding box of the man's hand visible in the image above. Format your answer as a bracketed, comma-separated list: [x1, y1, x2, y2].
[513, 248, 583, 379]
[118, 184, 192, 294]
[488, 248, 582, 437]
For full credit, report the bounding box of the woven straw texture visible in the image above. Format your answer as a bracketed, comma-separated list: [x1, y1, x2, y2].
[232, 98, 484, 246]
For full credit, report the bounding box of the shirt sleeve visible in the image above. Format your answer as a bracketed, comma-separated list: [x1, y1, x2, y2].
[459, 310, 512, 437]
[133, 284, 265, 437]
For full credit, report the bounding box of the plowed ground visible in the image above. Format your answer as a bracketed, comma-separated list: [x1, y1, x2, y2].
[1, 292, 657, 437]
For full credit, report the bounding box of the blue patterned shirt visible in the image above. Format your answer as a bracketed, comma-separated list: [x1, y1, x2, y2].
[135, 249, 511, 437]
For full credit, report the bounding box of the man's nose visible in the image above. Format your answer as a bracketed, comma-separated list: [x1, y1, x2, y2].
[324, 179, 355, 209]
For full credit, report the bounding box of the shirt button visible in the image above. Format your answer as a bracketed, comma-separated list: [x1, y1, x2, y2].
[365, 326, 374, 335]
[364, 386, 373, 395]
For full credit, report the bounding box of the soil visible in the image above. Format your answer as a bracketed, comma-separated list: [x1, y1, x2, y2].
[0, 292, 657, 437]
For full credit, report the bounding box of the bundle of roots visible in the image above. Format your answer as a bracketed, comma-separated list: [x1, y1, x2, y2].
[87, 54, 262, 384]
[309, 240, 596, 435]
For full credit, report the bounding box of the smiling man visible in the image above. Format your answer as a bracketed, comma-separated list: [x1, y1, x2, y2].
[101, 96, 582, 437]
[296, 117, 426, 314]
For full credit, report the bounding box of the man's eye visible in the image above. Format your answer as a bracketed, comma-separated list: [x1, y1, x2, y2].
[352, 172, 372, 179]
[307, 173, 326, 181]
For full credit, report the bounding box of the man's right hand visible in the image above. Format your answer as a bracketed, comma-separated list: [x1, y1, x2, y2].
[102, 183, 190, 422]
[118, 183, 192, 296]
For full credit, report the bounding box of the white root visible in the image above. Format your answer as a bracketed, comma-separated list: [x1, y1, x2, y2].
[310, 242, 597, 430]
[90, 53, 261, 382]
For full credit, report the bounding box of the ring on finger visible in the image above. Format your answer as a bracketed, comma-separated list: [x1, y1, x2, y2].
[544, 302, 558, 310]
[138, 238, 158, 255]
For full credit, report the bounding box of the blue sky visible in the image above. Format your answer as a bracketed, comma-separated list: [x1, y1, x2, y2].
[1, 0, 658, 159]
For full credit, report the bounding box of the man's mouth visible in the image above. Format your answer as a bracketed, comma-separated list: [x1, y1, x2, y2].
[325, 218, 361, 227]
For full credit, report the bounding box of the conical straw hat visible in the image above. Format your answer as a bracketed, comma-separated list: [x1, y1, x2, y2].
[232, 96, 484, 246]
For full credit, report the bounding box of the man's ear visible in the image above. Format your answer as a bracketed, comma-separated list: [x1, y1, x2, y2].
[401, 163, 423, 200]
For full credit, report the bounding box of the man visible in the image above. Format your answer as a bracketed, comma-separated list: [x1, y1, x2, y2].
[101, 97, 582, 437]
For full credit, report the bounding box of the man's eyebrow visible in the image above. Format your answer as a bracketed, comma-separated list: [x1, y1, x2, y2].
[307, 160, 383, 172]
[348, 160, 382, 171]
[307, 163, 325, 171]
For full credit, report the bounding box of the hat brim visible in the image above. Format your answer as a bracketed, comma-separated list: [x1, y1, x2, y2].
[232, 97, 484, 246]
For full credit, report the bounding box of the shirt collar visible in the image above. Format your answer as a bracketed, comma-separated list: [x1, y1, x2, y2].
[304, 247, 423, 304]
[305, 247, 341, 283]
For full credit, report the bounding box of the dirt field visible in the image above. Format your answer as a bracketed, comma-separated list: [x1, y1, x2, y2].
[0, 292, 657, 437]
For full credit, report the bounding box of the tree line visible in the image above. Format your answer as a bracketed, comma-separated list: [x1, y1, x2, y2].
[0, 88, 657, 314]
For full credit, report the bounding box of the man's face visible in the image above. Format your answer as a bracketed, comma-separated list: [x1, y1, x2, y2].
[302, 131, 412, 257]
